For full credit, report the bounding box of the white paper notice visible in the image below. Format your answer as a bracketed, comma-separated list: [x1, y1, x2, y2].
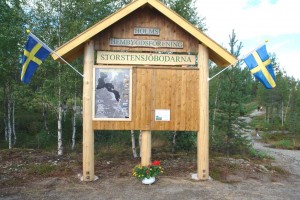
[155, 109, 170, 121]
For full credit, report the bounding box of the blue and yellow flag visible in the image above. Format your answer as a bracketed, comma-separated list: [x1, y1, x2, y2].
[244, 44, 276, 89]
[21, 34, 51, 84]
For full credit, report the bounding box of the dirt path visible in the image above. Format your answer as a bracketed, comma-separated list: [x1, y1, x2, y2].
[1, 110, 300, 200]
[245, 110, 300, 176]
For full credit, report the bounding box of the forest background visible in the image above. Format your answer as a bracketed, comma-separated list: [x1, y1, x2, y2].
[1, 0, 300, 158]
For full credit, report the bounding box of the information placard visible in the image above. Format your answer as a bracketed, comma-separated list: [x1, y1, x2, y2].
[93, 66, 132, 121]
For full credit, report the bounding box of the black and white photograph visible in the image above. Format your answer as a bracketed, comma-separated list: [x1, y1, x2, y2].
[93, 66, 132, 120]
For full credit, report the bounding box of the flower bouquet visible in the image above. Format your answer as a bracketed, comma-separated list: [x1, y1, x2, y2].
[132, 160, 163, 184]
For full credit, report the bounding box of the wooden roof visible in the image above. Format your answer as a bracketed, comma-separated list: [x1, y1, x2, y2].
[52, 0, 237, 67]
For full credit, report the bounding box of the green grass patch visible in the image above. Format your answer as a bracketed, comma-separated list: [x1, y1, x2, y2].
[248, 148, 272, 160]
[262, 133, 300, 150]
[271, 139, 294, 150]
[244, 101, 259, 115]
[27, 163, 58, 176]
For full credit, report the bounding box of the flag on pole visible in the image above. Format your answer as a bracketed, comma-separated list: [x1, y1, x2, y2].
[21, 33, 51, 84]
[243, 44, 276, 89]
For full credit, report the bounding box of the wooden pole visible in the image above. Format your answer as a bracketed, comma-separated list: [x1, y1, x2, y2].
[197, 44, 209, 180]
[82, 40, 95, 181]
[141, 130, 151, 166]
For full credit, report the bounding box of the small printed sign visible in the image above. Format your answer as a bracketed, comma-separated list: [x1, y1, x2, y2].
[134, 27, 160, 36]
[155, 109, 170, 121]
[109, 38, 183, 49]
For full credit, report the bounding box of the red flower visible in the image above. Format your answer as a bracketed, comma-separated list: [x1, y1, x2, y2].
[152, 160, 160, 166]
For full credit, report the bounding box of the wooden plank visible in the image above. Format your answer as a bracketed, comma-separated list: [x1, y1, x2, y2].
[170, 70, 177, 129]
[144, 68, 152, 129]
[150, 69, 156, 129]
[185, 70, 193, 130]
[82, 40, 95, 181]
[192, 70, 199, 130]
[197, 44, 209, 180]
[174, 70, 182, 130]
[135, 68, 142, 129]
[180, 70, 187, 130]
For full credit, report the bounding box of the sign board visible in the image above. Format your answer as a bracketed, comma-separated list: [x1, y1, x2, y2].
[134, 27, 160, 35]
[109, 38, 183, 49]
[97, 51, 196, 65]
[93, 66, 132, 121]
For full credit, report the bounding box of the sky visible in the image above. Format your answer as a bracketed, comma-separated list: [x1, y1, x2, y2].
[195, 0, 300, 79]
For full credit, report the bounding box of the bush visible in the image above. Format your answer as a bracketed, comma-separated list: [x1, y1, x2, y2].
[170, 131, 197, 152]
[272, 139, 293, 150]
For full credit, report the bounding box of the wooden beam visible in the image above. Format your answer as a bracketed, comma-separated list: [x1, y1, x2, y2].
[141, 130, 151, 166]
[82, 40, 95, 181]
[197, 44, 209, 180]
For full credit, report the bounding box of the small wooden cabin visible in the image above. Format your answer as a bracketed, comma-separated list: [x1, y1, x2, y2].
[52, 0, 237, 181]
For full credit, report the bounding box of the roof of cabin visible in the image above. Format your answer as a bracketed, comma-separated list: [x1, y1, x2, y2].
[52, 0, 237, 67]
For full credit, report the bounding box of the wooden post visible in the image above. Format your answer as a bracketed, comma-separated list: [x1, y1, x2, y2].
[141, 130, 151, 166]
[197, 44, 209, 180]
[82, 40, 95, 181]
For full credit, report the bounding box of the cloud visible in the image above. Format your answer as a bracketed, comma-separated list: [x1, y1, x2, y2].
[197, 0, 300, 41]
[196, 0, 300, 79]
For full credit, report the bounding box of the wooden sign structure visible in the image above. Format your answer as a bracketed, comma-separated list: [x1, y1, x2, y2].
[52, 0, 237, 181]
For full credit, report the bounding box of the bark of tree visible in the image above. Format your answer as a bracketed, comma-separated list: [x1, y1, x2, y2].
[43, 101, 50, 135]
[72, 92, 77, 150]
[212, 81, 221, 138]
[172, 131, 177, 153]
[3, 86, 8, 142]
[7, 87, 12, 149]
[58, 103, 63, 155]
[12, 100, 16, 146]
[131, 130, 138, 158]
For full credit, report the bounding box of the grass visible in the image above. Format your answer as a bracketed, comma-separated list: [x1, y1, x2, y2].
[262, 133, 300, 150]
[248, 148, 272, 160]
[27, 163, 58, 176]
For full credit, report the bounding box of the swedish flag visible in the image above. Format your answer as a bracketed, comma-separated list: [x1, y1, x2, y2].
[244, 45, 276, 89]
[21, 34, 51, 84]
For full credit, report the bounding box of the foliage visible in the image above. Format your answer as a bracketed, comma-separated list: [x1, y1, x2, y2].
[27, 163, 58, 176]
[209, 30, 253, 156]
[132, 160, 163, 180]
[162, 0, 207, 31]
[261, 132, 300, 150]
[169, 131, 197, 152]
[248, 148, 270, 160]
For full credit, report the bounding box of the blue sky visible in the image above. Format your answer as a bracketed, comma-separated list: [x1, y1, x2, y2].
[196, 0, 300, 79]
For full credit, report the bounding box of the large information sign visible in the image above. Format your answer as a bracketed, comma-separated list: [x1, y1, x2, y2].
[97, 51, 196, 65]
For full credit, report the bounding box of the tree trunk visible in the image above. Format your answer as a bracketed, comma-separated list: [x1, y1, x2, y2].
[43, 102, 50, 134]
[212, 81, 220, 137]
[284, 91, 292, 123]
[281, 100, 284, 126]
[3, 86, 8, 141]
[131, 130, 138, 158]
[72, 92, 77, 150]
[172, 131, 177, 153]
[7, 96, 12, 149]
[12, 100, 16, 146]
[58, 103, 63, 156]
